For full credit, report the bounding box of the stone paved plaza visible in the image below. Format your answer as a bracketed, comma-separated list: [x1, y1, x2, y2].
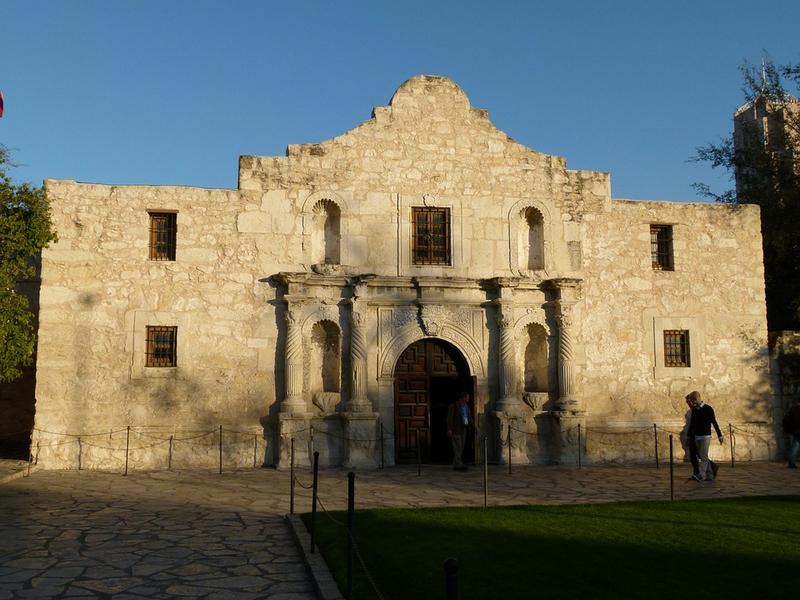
[1, 462, 799, 598]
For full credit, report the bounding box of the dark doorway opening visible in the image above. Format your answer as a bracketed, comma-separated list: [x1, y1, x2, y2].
[394, 338, 472, 464]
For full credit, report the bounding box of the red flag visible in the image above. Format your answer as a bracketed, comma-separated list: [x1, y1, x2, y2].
[0, 90, 4, 117]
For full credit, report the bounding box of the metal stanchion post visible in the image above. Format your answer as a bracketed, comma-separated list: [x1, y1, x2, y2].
[729, 423, 735, 468]
[310, 425, 315, 458]
[507, 423, 512, 475]
[483, 436, 488, 508]
[444, 558, 459, 600]
[577, 424, 582, 469]
[290, 438, 295, 515]
[310, 450, 319, 554]
[253, 434, 258, 468]
[654, 424, 659, 469]
[416, 431, 421, 477]
[27, 449, 32, 477]
[380, 423, 385, 469]
[218, 425, 223, 474]
[669, 434, 674, 501]
[168, 434, 173, 470]
[77, 437, 82, 471]
[124, 426, 130, 476]
[347, 471, 355, 600]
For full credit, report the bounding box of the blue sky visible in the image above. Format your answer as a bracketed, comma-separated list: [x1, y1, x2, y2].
[1, 1, 798, 201]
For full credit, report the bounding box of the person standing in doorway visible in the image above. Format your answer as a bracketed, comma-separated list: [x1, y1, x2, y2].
[783, 397, 800, 469]
[686, 391, 724, 481]
[447, 393, 472, 471]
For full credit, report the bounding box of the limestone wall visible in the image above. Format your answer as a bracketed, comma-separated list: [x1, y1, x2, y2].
[32, 75, 776, 469]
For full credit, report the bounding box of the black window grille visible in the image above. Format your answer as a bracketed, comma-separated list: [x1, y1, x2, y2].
[149, 212, 177, 261]
[146, 326, 177, 367]
[412, 207, 451, 265]
[650, 224, 674, 271]
[664, 329, 690, 367]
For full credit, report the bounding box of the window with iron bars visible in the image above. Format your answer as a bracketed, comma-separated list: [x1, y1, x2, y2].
[650, 224, 674, 271]
[663, 329, 690, 367]
[146, 326, 178, 367]
[412, 207, 451, 265]
[149, 212, 177, 261]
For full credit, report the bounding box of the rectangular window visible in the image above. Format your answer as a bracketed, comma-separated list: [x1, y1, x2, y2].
[650, 224, 673, 271]
[663, 330, 690, 367]
[149, 212, 177, 261]
[145, 326, 178, 367]
[412, 207, 451, 265]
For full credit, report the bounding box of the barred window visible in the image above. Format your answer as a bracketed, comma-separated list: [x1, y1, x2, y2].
[149, 212, 177, 261]
[664, 330, 690, 367]
[146, 326, 177, 367]
[412, 207, 451, 265]
[650, 224, 673, 271]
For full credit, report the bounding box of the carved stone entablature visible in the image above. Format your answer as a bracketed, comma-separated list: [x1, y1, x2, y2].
[419, 304, 447, 336]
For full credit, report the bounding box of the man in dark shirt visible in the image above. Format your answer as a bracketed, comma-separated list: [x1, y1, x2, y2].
[686, 391, 724, 481]
[784, 398, 800, 469]
[447, 393, 472, 471]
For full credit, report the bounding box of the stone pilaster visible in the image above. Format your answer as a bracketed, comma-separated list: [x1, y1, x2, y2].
[347, 276, 374, 412]
[495, 304, 522, 414]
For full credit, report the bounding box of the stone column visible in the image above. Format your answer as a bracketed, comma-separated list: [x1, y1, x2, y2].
[347, 306, 372, 412]
[495, 306, 522, 414]
[551, 278, 581, 412]
[281, 306, 307, 414]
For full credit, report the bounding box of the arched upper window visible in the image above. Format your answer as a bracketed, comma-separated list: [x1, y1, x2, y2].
[520, 207, 544, 271]
[311, 199, 341, 265]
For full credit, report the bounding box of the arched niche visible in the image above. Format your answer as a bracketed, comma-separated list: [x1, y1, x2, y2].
[308, 319, 341, 412]
[522, 322, 548, 393]
[311, 199, 341, 265]
[520, 207, 544, 271]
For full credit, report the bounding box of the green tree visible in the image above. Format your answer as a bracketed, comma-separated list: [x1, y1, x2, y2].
[0, 145, 57, 382]
[693, 59, 800, 331]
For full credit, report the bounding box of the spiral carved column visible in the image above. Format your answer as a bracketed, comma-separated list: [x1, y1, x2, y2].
[555, 302, 578, 410]
[282, 307, 307, 414]
[495, 308, 522, 414]
[348, 307, 371, 412]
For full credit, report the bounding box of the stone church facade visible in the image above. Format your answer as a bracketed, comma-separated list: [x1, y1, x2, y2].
[32, 76, 775, 469]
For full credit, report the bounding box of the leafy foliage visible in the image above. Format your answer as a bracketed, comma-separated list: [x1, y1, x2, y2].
[693, 59, 800, 330]
[0, 146, 57, 382]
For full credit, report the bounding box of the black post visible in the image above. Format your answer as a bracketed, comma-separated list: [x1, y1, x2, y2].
[124, 426, 130, 476]
[444, 557, 459, 600]
[27, 449, 32, 477]
[253, 434, 258, 468]
[380, 423, 385, 469]
[310, 450, 320, 554]
[218, 425, 223, 474]
[416, 430, 421, 477]
[168, 435, 173, 470]
[290, 438, 295, 515]
[77, 437, 82, 471]
[577, 423, 582, 469]
[669, 434, 674, 501]
[729, 423, 735, 468]
[347, 471, 355, 600]
[507, 423, 512, 475]
[483, 436, 488, 508]
[654, 424, 659, 469]
[310, 425, 315, 458]
[35, 441, 40, 465]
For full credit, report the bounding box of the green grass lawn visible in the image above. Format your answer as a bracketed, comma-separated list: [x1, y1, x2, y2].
[302, 496, 800, 599]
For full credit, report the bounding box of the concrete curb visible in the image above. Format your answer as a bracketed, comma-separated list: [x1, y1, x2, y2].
[0, 465, 36, 485]
[286, 513, 344, 600]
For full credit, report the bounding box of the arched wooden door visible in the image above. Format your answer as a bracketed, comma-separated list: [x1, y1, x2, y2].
[394, 339, 472, 464]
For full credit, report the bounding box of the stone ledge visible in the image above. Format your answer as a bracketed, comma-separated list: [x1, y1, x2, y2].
[286, 513, 344, 600]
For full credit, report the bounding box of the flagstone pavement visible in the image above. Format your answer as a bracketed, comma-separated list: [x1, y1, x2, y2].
[1, 461, 799, 598]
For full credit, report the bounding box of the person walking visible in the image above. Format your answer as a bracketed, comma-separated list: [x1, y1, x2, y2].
[686, 391, 723, 481]
[683, 394, 719, 481]
[447, 393, 472, 471]
[783, 397, 800, 469]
